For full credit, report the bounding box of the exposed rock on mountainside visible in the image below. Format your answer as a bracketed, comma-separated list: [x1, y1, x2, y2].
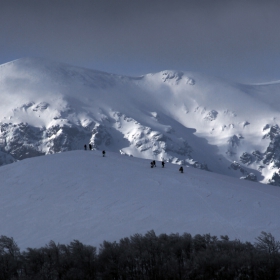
[1, 57, 280, 184]
[269, 171, 280, 186]
[241, 172, 257, 182]
[0, 110, 195, 167]
[240, 152, 253, 165]
[0, 150, 15, 166]
[262, 125, 280, 168]
[1, 122, 44, 160]
[204, 110, 218, 121]
[229, 161, 257, 181]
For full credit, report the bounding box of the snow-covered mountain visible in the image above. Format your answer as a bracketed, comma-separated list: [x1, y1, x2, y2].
[1, 150, 280, 250]
[1, 57, 280, 184]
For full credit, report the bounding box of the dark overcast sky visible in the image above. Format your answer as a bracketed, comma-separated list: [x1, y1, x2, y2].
[1, 0, 280, 82]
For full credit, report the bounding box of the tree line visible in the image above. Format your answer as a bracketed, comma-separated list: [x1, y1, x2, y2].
[0, 230, 280, 279]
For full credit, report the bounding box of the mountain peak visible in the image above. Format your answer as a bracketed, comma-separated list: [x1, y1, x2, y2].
[0, 57, 280, 184]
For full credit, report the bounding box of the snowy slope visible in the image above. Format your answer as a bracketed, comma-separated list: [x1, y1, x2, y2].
[1, 150, 280, 250]
[1, 58, 280, 184]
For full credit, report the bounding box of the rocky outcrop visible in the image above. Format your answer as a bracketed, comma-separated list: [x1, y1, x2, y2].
[230, 161, 246, 174]
[0, 121, 92, 160]
[186, 159, 209, 170]
[0, 110, 198, 169]
[226, 135, 243, 156]
[262, 125, 280, 168]
[241, 173, 257, 182]
[252, 150, 263, 162]
[111, 112, 193, 162]
[230, 161, 257, 181]
[1, 122, 44, 160]
[90, 124, 112, 150]
[204, 110, 218, 121]
[0, 151, 16, 166]
[240, 152, 253, 165]
[268, 171, 280, 186]
[229, 124, 280, 183]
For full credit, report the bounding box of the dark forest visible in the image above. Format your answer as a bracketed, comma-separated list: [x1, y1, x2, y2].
[1, 231, 279, 279]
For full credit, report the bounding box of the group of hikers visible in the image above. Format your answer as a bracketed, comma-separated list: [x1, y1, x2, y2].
[84, 144, 106, 157]
[151, 160, 183, 173]
[84, 144, 184, 173]
[84, 144, 92, 150]
[149, 159, 184, 173]
[151, 160, 164, 168]
[150, 160, 183, 173]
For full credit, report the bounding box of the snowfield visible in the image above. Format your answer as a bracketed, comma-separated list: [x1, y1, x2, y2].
[0, 150, 280, 250]
[1, 57, 280, 250]
[2, 58, 280, 184]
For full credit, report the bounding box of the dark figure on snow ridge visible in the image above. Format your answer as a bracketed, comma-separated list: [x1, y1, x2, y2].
[102, 150, 106, 157]
[89, 144, 92, 150]
[151, 161, 154, 168]
[179, 166, 183, 173]
[84, 144, 87, 150]
[153, 160, 156, 167]
[162, 161, 165, 168]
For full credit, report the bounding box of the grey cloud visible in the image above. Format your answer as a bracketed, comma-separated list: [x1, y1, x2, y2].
[1, 0, 280, 82]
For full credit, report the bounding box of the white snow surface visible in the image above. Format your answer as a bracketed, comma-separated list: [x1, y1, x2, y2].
[1, 57, 280, 182]
[1, 58, 280, 251]
[0, 150, 280, 250]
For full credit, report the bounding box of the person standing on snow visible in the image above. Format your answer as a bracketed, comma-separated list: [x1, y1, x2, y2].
[102, 150, 106, 157]
[84, 144, 87, 150]
[153, 160, 156, 167]
[89, 144, 92, 150]
[162, 161, 165, 168]
[179, 166, 183, 173]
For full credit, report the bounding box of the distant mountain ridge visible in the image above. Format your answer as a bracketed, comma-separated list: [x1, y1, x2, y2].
[1, 57, 280, 184]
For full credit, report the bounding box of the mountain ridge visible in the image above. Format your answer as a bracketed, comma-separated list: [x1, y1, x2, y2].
[1, 57, 280, 184]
